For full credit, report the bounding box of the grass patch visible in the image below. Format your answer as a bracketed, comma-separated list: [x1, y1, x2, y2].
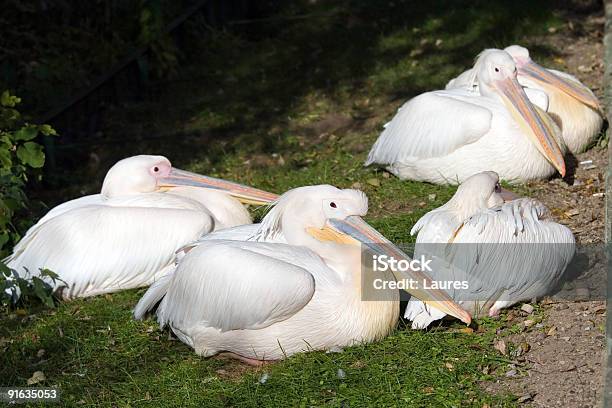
[1, 291, 518, 407]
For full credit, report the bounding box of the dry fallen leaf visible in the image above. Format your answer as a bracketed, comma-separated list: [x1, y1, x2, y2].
[27, 371, 46, 385]
[494, 340, 507, 355]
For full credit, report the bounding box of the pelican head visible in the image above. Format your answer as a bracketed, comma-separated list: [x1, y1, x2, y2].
[504, 45, 602, 114]
[448, 171, 520, 216]
[255, 184, 472, 325]
[101, 155, 279, 204]
[254, 185, 367, 241]
[474, 49, 566, 177]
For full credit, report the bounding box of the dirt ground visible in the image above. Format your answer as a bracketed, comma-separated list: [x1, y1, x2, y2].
[483, 4, 607, 407]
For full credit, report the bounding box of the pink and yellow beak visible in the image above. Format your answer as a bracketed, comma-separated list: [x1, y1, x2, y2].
[518, 60, 602, 114]
[312, 215, 472, 325]
[158, 168, 279, 205]
[494, 76, 566, 177]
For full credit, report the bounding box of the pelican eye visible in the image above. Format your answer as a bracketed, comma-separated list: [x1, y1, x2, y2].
[329, 202, 337, 208]
[494, 67, 500, 72]
[153, 166, 159, 172]
[494, 183, 501, 193]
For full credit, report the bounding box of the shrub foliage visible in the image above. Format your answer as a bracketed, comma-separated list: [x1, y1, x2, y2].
[0, 90, 59, 307]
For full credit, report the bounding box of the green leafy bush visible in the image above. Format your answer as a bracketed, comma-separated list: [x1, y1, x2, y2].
[0, 90, 59, 307]
[0, 264, 64, 308]
[0, 90, 56, 257]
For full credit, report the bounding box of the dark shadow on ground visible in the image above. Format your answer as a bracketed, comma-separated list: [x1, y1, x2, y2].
[39, 0, 563, 201]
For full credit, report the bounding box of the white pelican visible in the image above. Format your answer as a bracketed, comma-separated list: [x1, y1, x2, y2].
[134, 185, 471, 363]
[4, 155, 279, 300]
[403, 172, 575, 329]
[446, 45, 603, 154]
[365, 49, 566, 184]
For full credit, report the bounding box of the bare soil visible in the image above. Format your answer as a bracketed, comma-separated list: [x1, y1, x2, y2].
[483, 4, 607, 406]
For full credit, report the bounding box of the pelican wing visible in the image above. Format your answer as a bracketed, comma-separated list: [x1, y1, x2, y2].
[523, 88, 549, 111]
[195, 223, 286, 244]
[155, 240, 322, 331]
[174, 223, 287, 265]
[4, 194, 103, 264]
[6, 194, 215, 298]
[455, 199, 574, 298]
[406, 199, 574, 328]
[445, 68, 475, 90]
[365, 92, 492, 165]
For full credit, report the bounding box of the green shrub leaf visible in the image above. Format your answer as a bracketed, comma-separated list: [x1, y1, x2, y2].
[0, 149, 11, 168]
[16, 142, 45, 168]
[0, 90, 56, 262]
[14, 125, 39, 141]
[39, 124, 57, 136]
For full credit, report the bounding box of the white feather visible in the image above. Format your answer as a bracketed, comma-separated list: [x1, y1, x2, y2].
[366, 88, 562, 184]
[6, 193, 215, 299]
[404, 175, 575, 329]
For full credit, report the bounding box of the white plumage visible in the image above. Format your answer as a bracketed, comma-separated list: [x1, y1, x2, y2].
[134, 185, 470, 362]
[366, 49, 566, 184]
[4, 155, 276, 300]
[446, 45, 603, 154]
[403, 172, 575, 329]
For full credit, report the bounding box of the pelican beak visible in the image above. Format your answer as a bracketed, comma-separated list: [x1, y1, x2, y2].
[500, 187, 519, 202]
[518, 60, 602, 114]
[313, 215, 471, 325]
[158, 168, 279, 205]
[494, 76, 566, 177]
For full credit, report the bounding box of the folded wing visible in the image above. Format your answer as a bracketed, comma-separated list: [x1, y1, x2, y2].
[6, 196, 215, 298]
[366, 92, 492, 165]
[156, 240, 323, 331]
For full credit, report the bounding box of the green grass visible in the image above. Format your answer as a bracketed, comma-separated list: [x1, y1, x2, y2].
[1, 292, 521, 407]
[2, 0, 570, 406]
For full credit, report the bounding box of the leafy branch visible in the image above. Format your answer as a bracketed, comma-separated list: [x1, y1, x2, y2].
[0, 90, 57, 257]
